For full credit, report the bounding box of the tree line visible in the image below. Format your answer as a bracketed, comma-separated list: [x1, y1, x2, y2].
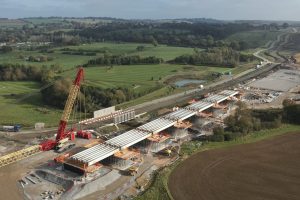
[209, 100, 300, 142]
[62, 51, 96, 56]
[170, 47, 241, 67]
[0, 64, 56, 82]
[0, 66, 135, 111]
[85, 54, 163, 66]
[41, 80, 164, 112]
[0, 19, 288, 50]
[0, 46, 13, 53]
[25, 55, 54, 62]
[73, 22, 262, 49]
[60, 47, 109, 56]
[42, 83, 136, 112]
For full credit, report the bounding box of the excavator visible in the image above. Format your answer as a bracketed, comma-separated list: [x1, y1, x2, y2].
[126, 166, 139, 176]
[40, 67, 84, 151]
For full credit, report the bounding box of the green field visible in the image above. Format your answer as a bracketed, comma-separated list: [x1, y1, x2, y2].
[0, 81, 61, 127]
[0, 43, 194, 70]
[0, 42, 254, 127]
[118, 87, 184, 109]
[83, 64, 231, 91]
[83, 64, 233, 109]
[0, 50, 94, 69]
[0, 64, 233, 126]
[56, 42, 195, 61]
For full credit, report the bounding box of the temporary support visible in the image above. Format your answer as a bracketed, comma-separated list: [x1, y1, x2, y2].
[0, 145, 41, 168]
[174, 121, 192, 129]
[197, 111, 213, 118]
[213, 103, 228, 109]
[150, 140, 171, 153]
[64, 158, 87, 170]
[114, 148, 140, 160]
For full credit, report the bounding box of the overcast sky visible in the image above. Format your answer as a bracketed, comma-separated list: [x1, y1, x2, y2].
[1, 0, 300, 21]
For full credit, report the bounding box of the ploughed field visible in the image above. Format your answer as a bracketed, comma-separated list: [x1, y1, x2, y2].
[169, 132, 300, 200]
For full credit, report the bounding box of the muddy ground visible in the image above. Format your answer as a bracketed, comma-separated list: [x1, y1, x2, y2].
[0, 151, 56, 200]
[169, 132, 300, 200]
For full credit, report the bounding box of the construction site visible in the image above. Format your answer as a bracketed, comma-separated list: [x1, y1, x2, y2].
[0, 65, 244, 199]
[0, 62, 299, 200]
[240, 68, 300, 109]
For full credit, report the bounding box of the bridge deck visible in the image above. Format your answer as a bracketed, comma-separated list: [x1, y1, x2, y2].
[69, 90, 239, 166]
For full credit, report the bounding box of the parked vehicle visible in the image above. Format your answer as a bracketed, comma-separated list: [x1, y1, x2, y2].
[76, 130, 92, 139]
[56, 143, 75, 153]
[2, 125, 21, 132]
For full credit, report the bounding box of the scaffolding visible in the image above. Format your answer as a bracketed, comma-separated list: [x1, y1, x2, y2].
[147, 132, 171, 143]
[174, 120, 193, 129]
[197, 111, 213, 118]
[114, 148, 140, 160]
[105, 156, 135, 170]
[0, 145, 41, 168]
[147, 132, 172, 153]
[64, 159, 102, 174]
[173, 129, 189, 140]
[150, 139, 172, 153]
[213, 103, 228, 109]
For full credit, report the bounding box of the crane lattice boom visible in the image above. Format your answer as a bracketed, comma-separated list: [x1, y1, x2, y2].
[40, 67, 84, 151]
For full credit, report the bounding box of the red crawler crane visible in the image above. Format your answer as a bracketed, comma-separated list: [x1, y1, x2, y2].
[40, 67, 84, 151]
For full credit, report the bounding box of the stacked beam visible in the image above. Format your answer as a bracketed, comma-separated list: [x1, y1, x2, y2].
[0, 145, 41, 168]
[79, 110, 123, 125]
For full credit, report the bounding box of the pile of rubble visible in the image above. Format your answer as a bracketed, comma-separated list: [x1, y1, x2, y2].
[40, 189, 64, 200]
[242, 90, 281, 105]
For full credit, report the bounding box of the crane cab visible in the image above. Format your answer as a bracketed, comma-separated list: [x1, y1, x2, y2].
[54, 138, 69, 150]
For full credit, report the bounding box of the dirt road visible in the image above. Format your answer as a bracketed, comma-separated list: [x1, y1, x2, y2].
[169, 132, 300, 200]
